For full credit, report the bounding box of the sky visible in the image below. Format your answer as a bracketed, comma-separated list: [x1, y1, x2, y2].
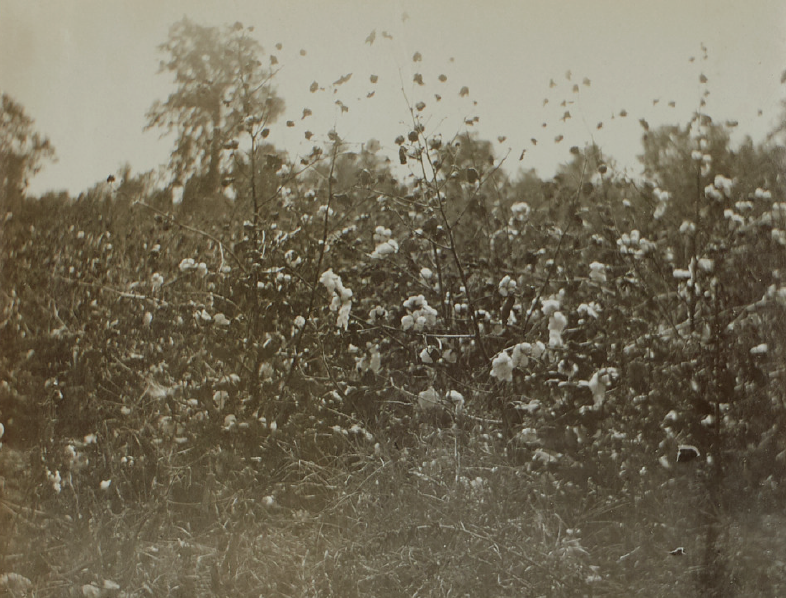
[1, 0, 784, 196]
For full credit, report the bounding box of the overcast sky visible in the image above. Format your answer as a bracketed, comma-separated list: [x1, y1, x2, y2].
[1, 0, 784, 196]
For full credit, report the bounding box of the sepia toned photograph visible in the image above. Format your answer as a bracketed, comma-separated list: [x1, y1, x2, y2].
[1, 1, 785, 596]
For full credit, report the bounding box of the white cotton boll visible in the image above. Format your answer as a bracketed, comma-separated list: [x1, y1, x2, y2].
[420, 267, 433, 281]
[401, 314, 415, 330]
[418, 386, 442, 409]
[588, 262, 606, 283]
[673, 269, 692, 280]
[419, 348, 434, 364]
[179, 258, 196, 272]
[446, 390, 465, 411]
[214, 313, 231, 327]
[510, 201, 531, 220]
[679, 221, 696, 234]
[498, 275, 517, 296]
[490, 351, 514, 382]
[100, 479, 112, 491]
[750, 343, 768, 355]
[541, 298, 560, 317]
[530, 341, 546, 360]
[336, 302, 351, 330]
[548, 312, 567, 347]
[691, 150, 703, 161]
[143, 312, 153, 327]
[370, 239, 399, 258]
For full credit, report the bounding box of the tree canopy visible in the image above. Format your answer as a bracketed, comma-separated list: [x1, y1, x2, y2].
[0, 93, 56, 211]
[146, 18, 284, 201]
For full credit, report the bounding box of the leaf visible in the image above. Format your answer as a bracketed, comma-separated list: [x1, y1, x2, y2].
[561, 111, 571, 121]
[365, 29, 376, 45]
[668, 101, 676, 107]
[438, 74, 447, 82]
[554, 135, 563, 143]
[549, 78, 557, 88]
[531, 138, 538, 146]
[519, 149, 527, 160]
[276, 42, 283, 50]
[619, 109, 627, 117]
[572, 84, 579, 93]
[399, 146, 407, 165]
[305, 130, 313, 140]
[434, 94, 441, 101]
[413, 51, 422, 62]
[597, 122, 603, 129]
[497, 136, 507, 143]
[543, 98, 549, 106]
[459, 86, 469, 97]
[370, 74, 378, 83]
[565, 69, 571, 80]
[699, 73, 708, 83]
[302, 108, 312, 119]
[781, 69, 786, 84]
[310, 81, 319, 93]
[382, 30, 393, 39]
[653, 98, 660, 105]
[466, 168, 479, 184]
[570, 146, 580, 155]
[413, 73, 424, 85]
[334, 73, 352, 86]
[639, 118, 649, 130]
[270, 55, 278, 65]
[582, 77, 591, 87]
[676, 444, 700, 463]
[261, 128, 270, 138]
[300, 49, 307, 56]
[367, 91, 375, 98]
[286, 120, 295, 127]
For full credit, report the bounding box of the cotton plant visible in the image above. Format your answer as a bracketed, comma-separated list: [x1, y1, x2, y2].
[579, 367, 619, 413]
[617, 229, 655, 258]
[490, 341, 546, 382]
[652, 187, 671, 220]
[401, 294, 438, 331]
[370, 225, 399, 259]
[548, 312, 568, 347]
[319, 269, 353, 330]
[588, 262, 607, 283]
[498, 275, 517, 297]
[704, 174, 734, 202]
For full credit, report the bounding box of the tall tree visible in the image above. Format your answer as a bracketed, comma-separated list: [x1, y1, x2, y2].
[0, 93, 56, 211]
[146, 18, 284, 201]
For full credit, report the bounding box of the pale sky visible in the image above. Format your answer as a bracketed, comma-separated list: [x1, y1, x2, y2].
[1, 0, 784, 196]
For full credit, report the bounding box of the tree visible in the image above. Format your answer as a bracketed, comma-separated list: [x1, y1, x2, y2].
[0, 93, 56, 212]
[146, 18, 284, 202]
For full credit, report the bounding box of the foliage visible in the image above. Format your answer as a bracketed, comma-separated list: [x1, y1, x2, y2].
[2, 29, 786, 598]
[146, 18, 284, 202]
[0, 93, 56, 212]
